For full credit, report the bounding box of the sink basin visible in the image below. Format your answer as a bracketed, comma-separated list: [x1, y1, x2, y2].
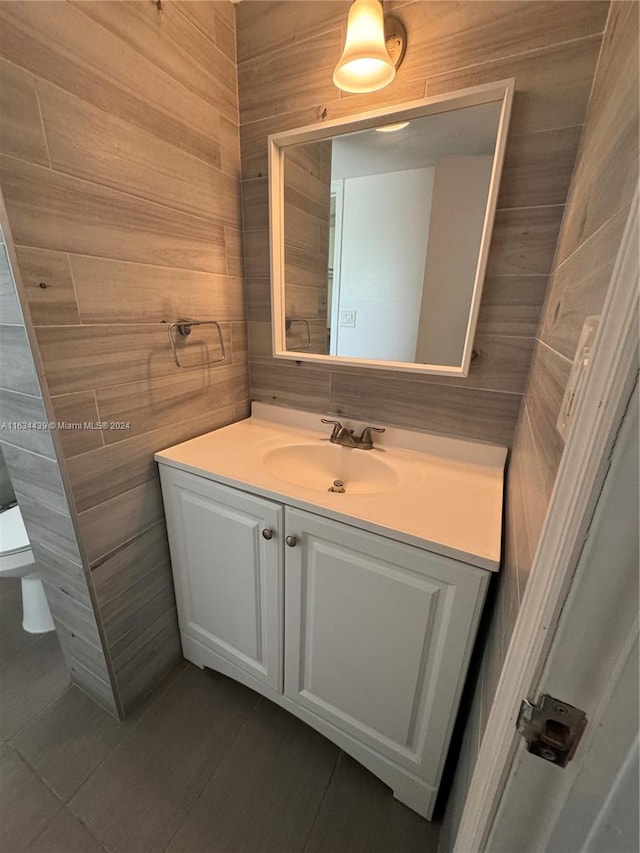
[261, 443, 398, 495]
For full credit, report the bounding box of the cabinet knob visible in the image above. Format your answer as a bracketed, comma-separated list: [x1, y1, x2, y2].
[262, 528, 273, 540]
[285, 535, 297, 548]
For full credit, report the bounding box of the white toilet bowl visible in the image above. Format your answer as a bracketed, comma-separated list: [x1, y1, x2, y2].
[0, 504, 55, 634]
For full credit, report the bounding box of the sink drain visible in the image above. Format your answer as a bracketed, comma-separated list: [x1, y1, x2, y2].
[328, 479, 345, 493]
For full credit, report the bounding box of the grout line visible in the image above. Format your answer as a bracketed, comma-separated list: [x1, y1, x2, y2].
[494, 202, 565, 214]
[34, 315, 247, 327]
[0, 438, 63, 465]
[7, 683, 72, 754]
[31, 321, 236, 330]
[5, 668, 71, 746]
[92, 390, 106, 448]
[65, 797, 114, 852]
[3, 748, 110, 853]
[74, 357, 242, 400]
[171, 1, 218, 50]
[12, 485, 72, 519]
[32, 317, 244, 329]
[581, 1, 614, 123]
[0, 384, 48, 401]
[551, 199, 633, 276]
[12, 243, 246, 280]
[63, 804, 111, 853]
[61, 402, 238, 465]
[86, 516, 164, 571]
[26, 57, 243, 181]
[230, 1, 241, 131]
[302, 749, 342, 852]
[425, 32, 606, 87]
[474, 333, 537, 341]
[241, 174, 267, 185]
[537, 336, 572, 365]
[160, 694, 264, 853]
[0, 151, 240, 235]
[32, 77, 52, 170]
[17, 703, 106, 806]
[362, 372, 526, 397]
[64, 252, 83, 324]
[483, 273, 550, 279]
[523, 395, 551, 498]
[238, 100, 337, 131]
[477, 654, 488, 751]
[18, 804, 63, 850]
[96, 560, 172, 626]
[65, 665, 191, 822]
[70, 2, 239, 126]
[239, 24, 606, 76]
[236, 24, 344, 69]
[223, 226, 231, 277]
[128, 660, 190, 728]
[505, 430, 524, 607]
[507, 122, 584, 141]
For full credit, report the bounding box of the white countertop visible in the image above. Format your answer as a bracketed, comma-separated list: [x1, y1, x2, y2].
[155, 403, 507, 571]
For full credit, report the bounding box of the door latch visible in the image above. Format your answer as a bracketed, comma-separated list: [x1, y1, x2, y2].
[517, 694, 587, 767]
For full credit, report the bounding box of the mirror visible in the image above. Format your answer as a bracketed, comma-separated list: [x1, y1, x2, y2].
[269, 80, 514, 376]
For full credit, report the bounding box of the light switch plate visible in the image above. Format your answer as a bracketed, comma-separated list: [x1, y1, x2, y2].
[557, 315, 601, 441]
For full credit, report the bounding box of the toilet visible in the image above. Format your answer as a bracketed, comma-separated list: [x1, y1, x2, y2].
[0, 504, 55, 634]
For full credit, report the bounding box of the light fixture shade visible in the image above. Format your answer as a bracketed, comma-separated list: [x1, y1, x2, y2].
[333, 0, 396, 94]
[375, 120, 410, 133]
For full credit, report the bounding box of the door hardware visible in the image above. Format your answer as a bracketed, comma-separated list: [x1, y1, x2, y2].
[517, 694, 587, 767]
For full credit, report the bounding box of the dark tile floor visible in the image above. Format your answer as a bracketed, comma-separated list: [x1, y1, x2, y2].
[0, 578, 440, 852]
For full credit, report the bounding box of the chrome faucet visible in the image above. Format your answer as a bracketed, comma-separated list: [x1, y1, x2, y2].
[321, 419, 385, 450]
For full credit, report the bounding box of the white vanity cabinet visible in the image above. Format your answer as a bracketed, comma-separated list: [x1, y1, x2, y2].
[283, 507, 488, 813]
[159, 467, 283, 692]
[158, 463, 491, 819]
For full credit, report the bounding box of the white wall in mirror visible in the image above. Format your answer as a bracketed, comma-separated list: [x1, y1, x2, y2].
[269, 80, 514, 377]
[332, 167, 434, 362]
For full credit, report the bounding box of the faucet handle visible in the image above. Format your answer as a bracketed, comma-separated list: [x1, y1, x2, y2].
[321, 418, 343, 440]
[356, 425, 385, 449]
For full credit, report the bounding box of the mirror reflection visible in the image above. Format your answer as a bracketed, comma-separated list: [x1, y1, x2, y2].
[281, 100, 503, 368]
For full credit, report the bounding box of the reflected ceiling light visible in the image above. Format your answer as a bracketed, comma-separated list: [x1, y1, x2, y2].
[333, 1, 406, 94]
[375, 121, 410, 133]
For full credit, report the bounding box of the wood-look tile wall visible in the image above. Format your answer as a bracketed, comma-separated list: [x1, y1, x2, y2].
[237, 0, 609, 446]
[283, 141, 332, 353]
[0, 1, 247, 713]
[0, 222, 118, 716]
[439, 4, 638, 849]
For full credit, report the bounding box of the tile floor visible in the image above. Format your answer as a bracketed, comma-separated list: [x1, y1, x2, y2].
[0, 578, 440, 852]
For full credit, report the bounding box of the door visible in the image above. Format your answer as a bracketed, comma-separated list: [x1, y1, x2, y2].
[333, 167, 434, 361]
[454, 194, 638, 853]
[283, 507, 488, 786]
[159, 468, 283, 691]
[486, 385, 639, 852]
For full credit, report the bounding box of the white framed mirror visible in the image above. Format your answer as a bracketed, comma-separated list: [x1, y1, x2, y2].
[269, 79, 514, 377]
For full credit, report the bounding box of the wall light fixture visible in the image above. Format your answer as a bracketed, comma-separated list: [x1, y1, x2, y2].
[333, 0, 406, 94]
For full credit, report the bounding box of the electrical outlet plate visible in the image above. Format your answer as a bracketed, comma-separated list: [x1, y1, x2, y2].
[339, 309, 356, 328]
[557, 315, 601, 440]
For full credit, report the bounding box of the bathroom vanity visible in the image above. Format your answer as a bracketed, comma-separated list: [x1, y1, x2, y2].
[155, 403, 506, 819]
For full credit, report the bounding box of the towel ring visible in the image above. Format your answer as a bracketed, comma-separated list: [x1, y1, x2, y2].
[168, 318, 226, 369]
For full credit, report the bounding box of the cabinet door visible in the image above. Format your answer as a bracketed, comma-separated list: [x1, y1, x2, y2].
[284, 507, 488, 786]
[160, 468, 282, 691]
